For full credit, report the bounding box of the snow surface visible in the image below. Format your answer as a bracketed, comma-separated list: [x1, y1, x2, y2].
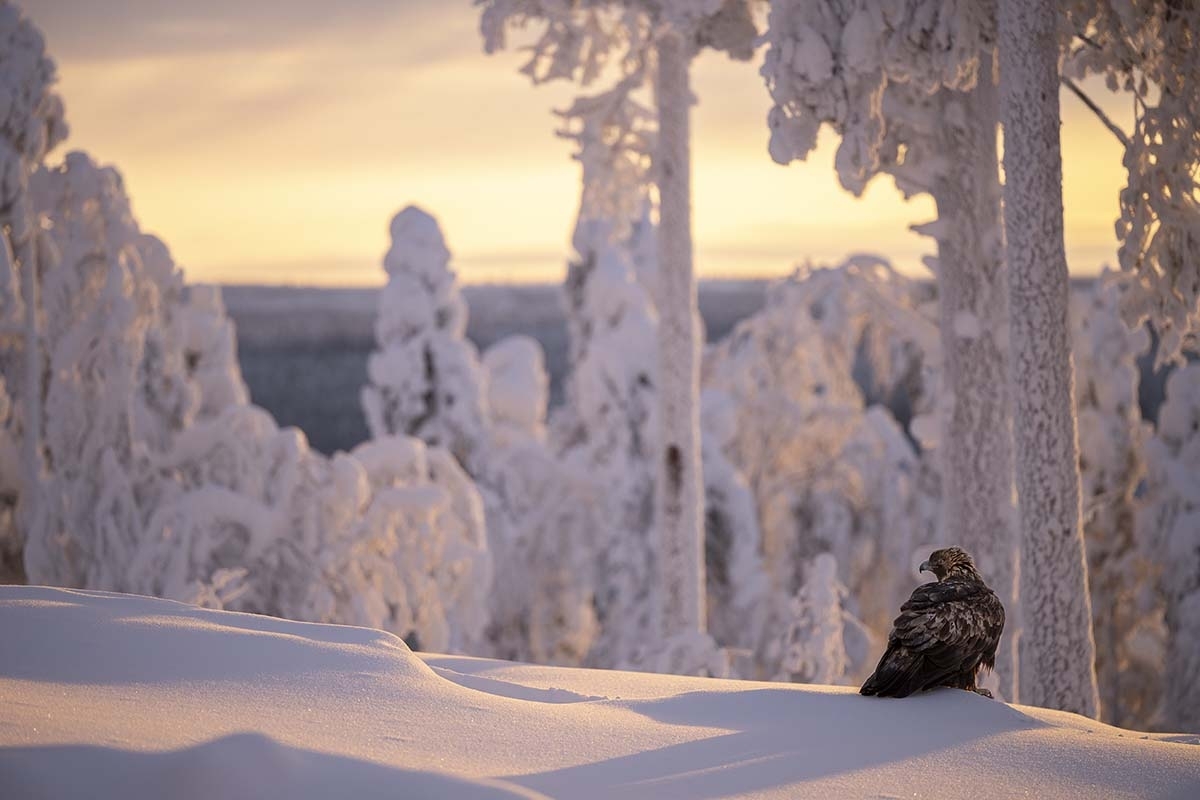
[2, 586, 1198, 799]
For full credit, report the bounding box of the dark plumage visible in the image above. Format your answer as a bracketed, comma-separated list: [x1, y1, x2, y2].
[860, 546, 1005, 699]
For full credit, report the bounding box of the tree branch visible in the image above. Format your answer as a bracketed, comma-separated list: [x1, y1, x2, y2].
[1061, 77, 1130, 148]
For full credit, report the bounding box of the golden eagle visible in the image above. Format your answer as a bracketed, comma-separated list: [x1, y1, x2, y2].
[860, 546, 1005, 699]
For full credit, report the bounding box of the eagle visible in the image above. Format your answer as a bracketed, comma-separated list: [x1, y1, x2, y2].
[860, 546, 1005, 699]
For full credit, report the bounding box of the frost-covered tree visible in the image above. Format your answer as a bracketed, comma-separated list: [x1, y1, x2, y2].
[1063, 1, 1200, 366]
[1071, 270, 1162, 728]
[760, 0, 1019, 699]
[175, 284, 249, 420]
[478, 336, 600, 666]
[704, 259, 941, 678]
[479, 0, 758, 670]
[771, 553, 872, 686]
[998, 0, 1099, 717]
[0, 0, 68, 579]
[555, 225, 660, 668]
[361, 206, 489, 473]
[1137, 362, 1200, 733]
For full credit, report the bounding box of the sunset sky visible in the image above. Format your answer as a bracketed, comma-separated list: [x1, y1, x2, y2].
[27, 1, 1131, 286]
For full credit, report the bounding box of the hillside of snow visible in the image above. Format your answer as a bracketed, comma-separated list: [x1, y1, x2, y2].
[2, 587, 1197, 799]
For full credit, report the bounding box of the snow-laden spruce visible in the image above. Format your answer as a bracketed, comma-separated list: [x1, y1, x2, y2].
[361, 204, 606, 666]
[362, 206, 489, 473]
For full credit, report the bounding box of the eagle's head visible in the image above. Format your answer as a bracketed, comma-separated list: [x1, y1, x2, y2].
[920, 547, 980, 581]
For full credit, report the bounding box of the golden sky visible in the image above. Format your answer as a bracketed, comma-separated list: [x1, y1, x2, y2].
[29, 1, 1130, 286]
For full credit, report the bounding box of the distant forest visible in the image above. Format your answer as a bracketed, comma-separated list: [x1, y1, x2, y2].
[226, 281, 770, 454]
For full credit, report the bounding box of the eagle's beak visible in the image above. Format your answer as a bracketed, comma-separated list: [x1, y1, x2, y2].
[919, 560, 931, 574]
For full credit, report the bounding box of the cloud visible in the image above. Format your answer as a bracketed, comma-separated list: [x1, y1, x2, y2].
[26, 0, 467, 64]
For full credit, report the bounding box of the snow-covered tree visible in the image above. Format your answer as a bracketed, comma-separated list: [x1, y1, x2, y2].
[479, 0, 758, 671]
[998, 0, 1099, 717]
[771, 553, 872, 686]
[760, 0, 1019, 699]
[555, 228, 660, 668]
[0, 0, 68, 579]
[704, 259, 941, 678]
[478, 336, 600, 666]
[1070, 270, 1163, 728]
[1137, 362, 1200, 733]
[175, 284, 249, 420]
[1063, 1, 1200, 366]
[361, 206, 489, 473]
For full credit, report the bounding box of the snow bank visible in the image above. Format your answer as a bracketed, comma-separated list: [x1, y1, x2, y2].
[2, 586, 1197, 799]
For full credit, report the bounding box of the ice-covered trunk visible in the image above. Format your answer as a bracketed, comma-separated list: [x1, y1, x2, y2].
[930, 66, 1018, 701]
[654, 30, 705, 638]
[998, 0, 1099, 718]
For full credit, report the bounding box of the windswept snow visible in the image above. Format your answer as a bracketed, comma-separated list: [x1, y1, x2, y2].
[2, 587, 1197, 799]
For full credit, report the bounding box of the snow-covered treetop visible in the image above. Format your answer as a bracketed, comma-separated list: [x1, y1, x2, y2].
[483, 335, 549, 445]
[0, 0, 67, 168]
[376, 205, 467, 343]
[761, 0, 993, 187]
[478, 0, 756, 84]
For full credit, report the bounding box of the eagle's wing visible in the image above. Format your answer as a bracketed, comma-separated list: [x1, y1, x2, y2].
[861, 580, 1004, 697]
[892, 580, 1005, 672]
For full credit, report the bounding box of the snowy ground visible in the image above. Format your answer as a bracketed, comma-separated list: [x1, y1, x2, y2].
[2, 587, 1197, 799]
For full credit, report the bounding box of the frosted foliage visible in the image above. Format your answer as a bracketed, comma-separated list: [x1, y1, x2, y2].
[362, 206, 488, 471]
[477, 333, 601, 666]
[0, 1, 67, 167]
[761, 0, 992, 180]
[1071, 270, 1160, 729]
[483, 335, 548, 445]
[480, 437, 600, 666]
[772, 553, 872, 686]
[478, 0, 755, 88]
[123, 418, 491, 656]
[176, 284, 249, 418]
[1138, 363, 1200, 732]
[559, 79, 655, 244]
[703, 259, 940, 677]
[31, 153, 205, 449]
[1063, 2, 1200, 365]
[553, 225, 659, 669]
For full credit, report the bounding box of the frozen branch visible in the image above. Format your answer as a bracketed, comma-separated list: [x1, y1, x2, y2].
[1061, 77, 1130, 148]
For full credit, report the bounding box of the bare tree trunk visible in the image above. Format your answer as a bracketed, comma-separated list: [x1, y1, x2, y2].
[997, 0, 1099, 717]
[654, 29, 705, 638]
[930, 58, 1019, 701]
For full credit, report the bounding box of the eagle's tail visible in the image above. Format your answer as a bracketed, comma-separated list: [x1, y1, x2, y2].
[860, 648, 923, 698]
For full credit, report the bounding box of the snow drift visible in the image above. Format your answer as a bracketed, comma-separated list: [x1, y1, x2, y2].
[1, 586, 1197, 799]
